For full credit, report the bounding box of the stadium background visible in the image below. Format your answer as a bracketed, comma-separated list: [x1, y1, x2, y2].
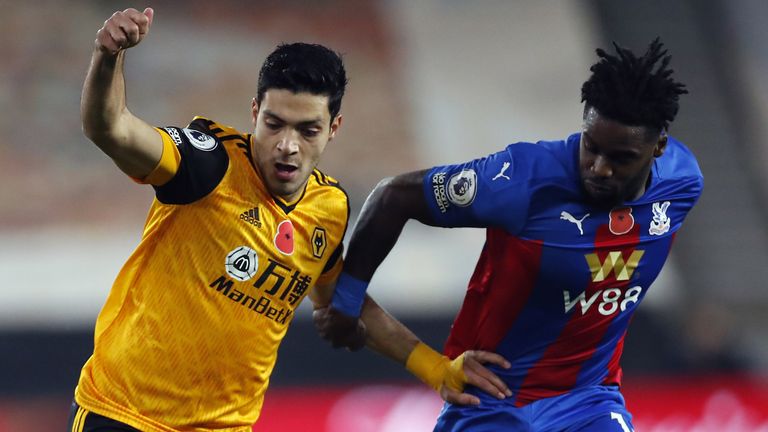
[1, 0, 768, 430]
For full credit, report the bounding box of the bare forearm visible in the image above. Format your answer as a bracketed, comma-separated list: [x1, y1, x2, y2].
[81, 50, 129, 143]
[344, 171, 433, 281]
[361, 296, 419, 364]
[81, 8, 162, 178]
[322, 171, 432, 342]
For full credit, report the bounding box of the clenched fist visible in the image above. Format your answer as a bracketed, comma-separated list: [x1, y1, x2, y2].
[95, 8, 154, 56]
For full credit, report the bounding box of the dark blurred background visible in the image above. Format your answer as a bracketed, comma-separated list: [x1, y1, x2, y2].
[2, 0, 767, 430]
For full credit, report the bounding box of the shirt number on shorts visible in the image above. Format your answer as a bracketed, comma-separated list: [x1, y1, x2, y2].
[610, 412, 632, 432]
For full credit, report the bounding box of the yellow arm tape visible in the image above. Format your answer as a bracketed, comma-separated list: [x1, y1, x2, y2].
[405, 342, 467, 393]
[445, 353, 467, 392]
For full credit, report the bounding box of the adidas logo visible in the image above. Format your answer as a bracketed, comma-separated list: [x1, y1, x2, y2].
[239, 207, 262, 228]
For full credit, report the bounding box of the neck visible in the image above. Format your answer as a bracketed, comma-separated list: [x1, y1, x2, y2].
[629, 170, 654, 201]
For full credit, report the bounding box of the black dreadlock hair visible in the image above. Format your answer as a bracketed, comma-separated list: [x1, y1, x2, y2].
[581, 37, 688, 134]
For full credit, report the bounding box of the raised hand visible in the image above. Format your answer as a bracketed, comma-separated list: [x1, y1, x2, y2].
[95, 8, 154, 56]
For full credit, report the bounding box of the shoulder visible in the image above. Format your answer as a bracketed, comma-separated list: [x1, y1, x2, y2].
[153, 117, 234, 204]
[303, 169, 350, 240]
[422, 136, 578, 231]
[306, 169, 350, 213]
[157, 117, 245, 156]
[658, 136, 703, 180]
[187, 117, 251, 150]
[493, 134, 577, 185]
[650, 136, 703, 200]
[512, 134, 578, 169]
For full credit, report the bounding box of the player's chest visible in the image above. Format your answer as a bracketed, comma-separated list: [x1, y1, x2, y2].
[203, 190, 334, 279]
[516, 199, 683, 288]
[157, 192, 335, 323]
[521, 198, 680, 246]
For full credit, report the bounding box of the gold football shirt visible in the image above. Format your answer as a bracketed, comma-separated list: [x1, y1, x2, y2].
[74, 118, 348, 431]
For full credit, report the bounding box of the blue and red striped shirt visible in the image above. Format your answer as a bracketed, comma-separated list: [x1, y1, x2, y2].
[424, 133, 702, 406]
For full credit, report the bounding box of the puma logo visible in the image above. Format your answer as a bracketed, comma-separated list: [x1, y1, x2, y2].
[560, 211, 590, 235]
[492, 161, 511, 181]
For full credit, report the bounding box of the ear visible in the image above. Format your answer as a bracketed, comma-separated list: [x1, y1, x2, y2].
[654, 133, 668, 157]
[251, 98, 259, 127]
[328, 114, 343, 141]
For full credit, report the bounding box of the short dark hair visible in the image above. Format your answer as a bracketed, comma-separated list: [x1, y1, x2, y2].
[581, 38, 688, 133]
[256, 42, 348, 121]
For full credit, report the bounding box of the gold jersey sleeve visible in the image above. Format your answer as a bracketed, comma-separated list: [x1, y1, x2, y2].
[75, 118, 349, 432]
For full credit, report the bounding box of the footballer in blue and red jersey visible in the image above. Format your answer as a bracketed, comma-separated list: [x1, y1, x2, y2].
[423, 130, 702, 430]
[321, 39, 698, 431]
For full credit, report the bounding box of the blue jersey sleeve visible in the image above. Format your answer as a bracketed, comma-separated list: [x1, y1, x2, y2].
[423, 146, 535, 233]
[645, 136, 704, 235]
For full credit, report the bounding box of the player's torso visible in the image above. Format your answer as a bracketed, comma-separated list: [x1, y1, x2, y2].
[79, 120, 346, 429]
[520, 189, 679, 329]
[465, 191, 677, 400]
[119, 126, 340, 362]
[141, 144, 334, 333]
[441, 135, 701, 405]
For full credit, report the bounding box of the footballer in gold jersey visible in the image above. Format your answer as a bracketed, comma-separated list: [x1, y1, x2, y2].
[69, 7, 514, 432]
[70, 7, 355, 432]
[74, 117, 348, 431]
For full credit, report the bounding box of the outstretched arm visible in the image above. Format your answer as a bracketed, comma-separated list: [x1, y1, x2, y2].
[312, 170, 512, 403]
[361, 297, 511, 405]
[313, 294, 512, 405]
[81, 8, 163, 179]
[327, 170, 432, 320]
[346, 170, 433, 280]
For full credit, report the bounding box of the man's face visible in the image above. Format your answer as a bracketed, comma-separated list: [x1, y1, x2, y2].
[579, 107, 666, 208]
[251, 89, 341, 201]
